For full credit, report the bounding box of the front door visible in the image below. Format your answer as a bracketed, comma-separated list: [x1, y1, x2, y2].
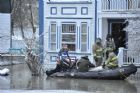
[108, 19, 127, 54]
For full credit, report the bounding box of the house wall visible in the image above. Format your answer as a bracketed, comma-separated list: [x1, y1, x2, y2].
[97, 0, 140, 42]
[43, 0, 95, 68]
[41, 0, 140, 68]
[0, 13, 10, 53]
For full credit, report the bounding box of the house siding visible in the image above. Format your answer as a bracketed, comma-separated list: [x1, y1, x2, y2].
[40, 0, 139, 68]
[42, 0, 95, 67]
[0, 13, 10, 53]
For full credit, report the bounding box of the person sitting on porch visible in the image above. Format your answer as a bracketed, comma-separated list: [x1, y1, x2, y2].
[46, 44, 71, 76]
[76, 56, 95, 72]
[92, 38, 104, 67]
[104, 34, 115, 59]
[103, 52, 118, 69]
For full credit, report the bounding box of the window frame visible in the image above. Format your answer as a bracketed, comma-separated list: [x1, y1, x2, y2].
[80, 22, 89, 52]
[49, 22, 57, 51]
[48, 22, 90, 53]
[61, 22, 77, 52]
[50, 7, 57, 15]
[81, 7, 88, 15]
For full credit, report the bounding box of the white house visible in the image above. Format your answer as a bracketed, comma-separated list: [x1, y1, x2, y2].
[39, 0, 140, 67]
[97, 0, 140, 54]
[40, 0, 95, 67]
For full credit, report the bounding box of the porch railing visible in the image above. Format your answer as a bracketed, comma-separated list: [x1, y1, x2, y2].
[101, 0, 140, 11]
[118, 47, 140, 67]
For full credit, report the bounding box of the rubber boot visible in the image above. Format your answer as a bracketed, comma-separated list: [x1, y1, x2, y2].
[46, 64, 61, 76]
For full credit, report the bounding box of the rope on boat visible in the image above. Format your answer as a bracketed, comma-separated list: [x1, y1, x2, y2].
[118, 69, 127, 78]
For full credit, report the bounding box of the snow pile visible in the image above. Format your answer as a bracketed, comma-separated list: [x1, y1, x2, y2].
[0, 68, 9, 75]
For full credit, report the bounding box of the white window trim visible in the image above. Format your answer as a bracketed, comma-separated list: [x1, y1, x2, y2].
[80, 22, 90, 53]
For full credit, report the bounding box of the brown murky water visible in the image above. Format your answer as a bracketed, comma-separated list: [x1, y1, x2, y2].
[0, 64, 140, 93]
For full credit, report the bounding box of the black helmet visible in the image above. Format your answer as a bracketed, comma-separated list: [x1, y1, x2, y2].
[96, 38, 101, 43]
[81, 56, 89, 60]
[106, 34, 112, 40]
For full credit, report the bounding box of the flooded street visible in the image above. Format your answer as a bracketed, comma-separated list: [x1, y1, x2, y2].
[0, 63, 140, 93]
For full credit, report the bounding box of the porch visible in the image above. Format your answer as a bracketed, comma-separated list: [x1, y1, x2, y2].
[100, 0, 140, 11]
[118, 48, 140, 67]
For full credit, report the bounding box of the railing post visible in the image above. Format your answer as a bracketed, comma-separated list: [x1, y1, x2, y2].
[117, 47, 124, 67]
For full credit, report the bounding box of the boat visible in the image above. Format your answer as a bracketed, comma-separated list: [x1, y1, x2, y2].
[50, 64, 137, 80]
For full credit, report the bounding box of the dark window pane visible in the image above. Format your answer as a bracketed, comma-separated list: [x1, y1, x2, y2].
[0, 0, 11, 13]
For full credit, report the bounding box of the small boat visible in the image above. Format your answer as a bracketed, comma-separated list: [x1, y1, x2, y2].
[50, 64, 137, 80]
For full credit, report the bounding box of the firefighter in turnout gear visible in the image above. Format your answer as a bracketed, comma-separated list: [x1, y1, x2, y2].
[92, 38, 104, 67]
[104, 52, 118, 69]
[76, 56, 95, 72]
[104, 34, 115, 59]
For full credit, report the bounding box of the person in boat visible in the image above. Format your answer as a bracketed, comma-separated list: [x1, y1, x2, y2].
[46, 44, 71, 76]
[76, 56, 95, 72]
[92, 38, 104, 67]
[57, 44, 71, 69]
[103, 52, 118, 69]
[104, 34, 115, 59]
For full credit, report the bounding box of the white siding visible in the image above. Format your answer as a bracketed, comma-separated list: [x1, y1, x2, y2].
[0, 13, 10, 53]
[45, 2, 94, 18]
[44, 1, 95, 66]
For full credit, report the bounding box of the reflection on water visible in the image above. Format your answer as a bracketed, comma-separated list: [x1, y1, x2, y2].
[44, 78, 137, 93]
[0, 64, 139, 93]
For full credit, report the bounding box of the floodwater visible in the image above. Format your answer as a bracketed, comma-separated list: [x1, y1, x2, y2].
[0, 64, 140, 93]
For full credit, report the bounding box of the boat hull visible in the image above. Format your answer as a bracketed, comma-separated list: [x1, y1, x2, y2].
[50, 64, 137, 80]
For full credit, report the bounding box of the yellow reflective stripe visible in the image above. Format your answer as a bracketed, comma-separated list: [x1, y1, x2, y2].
[96, 56, 102, 58]
[110, 57, 117, 62]
[106, 48, 113, 51]
[108, 62, 118, 66]
[96, 48, 103, 52]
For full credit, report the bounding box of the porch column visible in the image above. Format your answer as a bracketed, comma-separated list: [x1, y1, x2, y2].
[117, 47, 124, 67]
[97, 18, 102, 39]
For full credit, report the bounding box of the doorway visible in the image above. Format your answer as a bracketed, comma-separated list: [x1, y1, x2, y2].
[108, 19, 127, 54]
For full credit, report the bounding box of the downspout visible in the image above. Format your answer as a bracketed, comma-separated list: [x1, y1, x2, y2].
[39, 0, 44, 64]
[95, 0, 97, 41]
[9, 0, 12, 48]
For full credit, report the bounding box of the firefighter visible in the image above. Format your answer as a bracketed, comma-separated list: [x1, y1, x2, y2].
[104, 52, 118, 69]
[76, 56, 95, 72]
[104, 34, 115, 59]
[92, 38, 104, 67]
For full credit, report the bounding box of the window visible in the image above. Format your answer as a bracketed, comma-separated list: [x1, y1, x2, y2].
[62, 24, 76, 51]
[61, 7, 77, 15]
[128, 0, 133, 9]
[81, 23, 88, 52]
[81, 7, 88, 15]
[49, 22, 89, 53]
[138, 0, 140, 8]
[50, 23, 57, 50]
[51, 7, 57, 15]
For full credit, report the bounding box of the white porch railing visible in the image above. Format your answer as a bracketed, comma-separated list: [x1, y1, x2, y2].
[101, 0, 140, 11]
[118, 47, 140, 67]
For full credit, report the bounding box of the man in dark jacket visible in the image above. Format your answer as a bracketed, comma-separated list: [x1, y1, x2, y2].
[77, 56, 95, 72]
[46, 44, 71, 76]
